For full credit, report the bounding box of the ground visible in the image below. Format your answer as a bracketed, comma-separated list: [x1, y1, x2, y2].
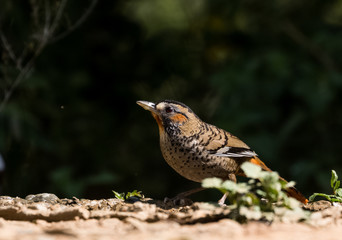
[0, 194, 341, 240]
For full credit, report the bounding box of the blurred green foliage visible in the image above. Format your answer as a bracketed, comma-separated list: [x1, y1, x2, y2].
[202, 162, 310, 222]
[0, 0, 342, 199]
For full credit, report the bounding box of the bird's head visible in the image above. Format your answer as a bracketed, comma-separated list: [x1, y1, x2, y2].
[137, 100, 200, 136]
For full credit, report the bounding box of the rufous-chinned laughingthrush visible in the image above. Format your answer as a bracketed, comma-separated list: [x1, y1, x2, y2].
[137, 100, 308, 204]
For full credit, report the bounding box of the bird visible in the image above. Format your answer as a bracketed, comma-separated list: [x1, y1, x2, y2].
[137, 99, 308, 204]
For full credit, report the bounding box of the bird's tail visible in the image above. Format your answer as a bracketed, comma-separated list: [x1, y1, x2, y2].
[245, 157, 308, 204]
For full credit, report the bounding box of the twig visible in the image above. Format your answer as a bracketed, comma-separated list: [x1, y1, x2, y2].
[0, 0, 53, 112]
[51, 0, 98, 43]
[0, 0, 98, 113]
[0, 55, 35, 112]
[0, 33, 20, 69]
[49, 0, 68, 36]
[36, 0, 52, 53]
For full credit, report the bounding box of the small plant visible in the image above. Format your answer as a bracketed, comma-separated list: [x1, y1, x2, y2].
[113, 190, 144, 201]
[309, 170, 342, 202]
[202, 162, 309, 222]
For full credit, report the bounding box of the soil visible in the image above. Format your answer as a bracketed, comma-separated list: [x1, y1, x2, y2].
[0, 194, 341, 240]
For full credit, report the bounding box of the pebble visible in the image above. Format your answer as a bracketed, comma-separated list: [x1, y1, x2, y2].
[25, 193, 60, 204]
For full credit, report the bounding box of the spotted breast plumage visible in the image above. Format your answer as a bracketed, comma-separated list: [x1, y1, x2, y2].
[137, 100, 308, 204]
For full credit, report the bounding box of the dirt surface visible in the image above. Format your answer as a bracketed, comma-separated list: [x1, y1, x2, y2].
[0, 194, 342, 240]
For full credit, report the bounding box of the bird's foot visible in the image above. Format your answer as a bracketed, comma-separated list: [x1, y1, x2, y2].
[218, 192, 228, 206]
[163, 187, 205, 207]
[163, 195, 193, 207]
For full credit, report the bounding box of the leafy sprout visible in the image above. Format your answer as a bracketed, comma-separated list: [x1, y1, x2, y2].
[309, 170, 342, 203]
[113, 190, 144, 201]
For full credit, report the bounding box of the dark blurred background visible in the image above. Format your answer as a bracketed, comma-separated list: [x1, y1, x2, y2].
[0, 0, 342, 200]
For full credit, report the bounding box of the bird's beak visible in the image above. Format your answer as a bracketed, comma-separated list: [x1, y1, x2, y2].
[136, 100, 157, 114]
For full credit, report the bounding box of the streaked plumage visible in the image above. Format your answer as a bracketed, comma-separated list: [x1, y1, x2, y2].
[137, 100, 308, 204]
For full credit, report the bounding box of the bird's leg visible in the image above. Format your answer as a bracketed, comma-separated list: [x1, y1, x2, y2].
[164, 187, 205, 206]
[175, 187, 205, 198]
[218, 173, 237, 206]
[218, 192, 228, 206]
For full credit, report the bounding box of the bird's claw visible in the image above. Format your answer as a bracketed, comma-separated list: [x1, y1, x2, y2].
[163, 196, 193, 207]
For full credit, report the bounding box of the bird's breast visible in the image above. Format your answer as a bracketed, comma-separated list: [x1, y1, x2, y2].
[159, 134, 239, 182]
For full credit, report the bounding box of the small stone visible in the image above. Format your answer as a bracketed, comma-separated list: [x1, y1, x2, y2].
[303, 200, 332, 211]
[25, 193, 60, 204]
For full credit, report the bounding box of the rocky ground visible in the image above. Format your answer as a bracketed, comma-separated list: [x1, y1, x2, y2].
[0, 194, 341, 240]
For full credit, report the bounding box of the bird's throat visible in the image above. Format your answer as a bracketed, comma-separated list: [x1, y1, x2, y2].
[151, 112, 164, 133]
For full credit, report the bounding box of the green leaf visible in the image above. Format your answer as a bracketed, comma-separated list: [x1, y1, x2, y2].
[335, 180, 340, 192]
[202, 177, 223, 189]
[330, 196, 342, 202]
[285, 181, 296, 189]
[126, 190, 144, 199]
[240, 206, 262, 220]
[241, 162, 262, 178]
[331, 170, 338, 189]
[308, 193, 317, 202]
[287, 197, 301, 209]
[309, 193, 331, 202]
[256, 189, 266, 197]
[113, 190, 125, 200]
[335, 188, 342, 197]
[221, 180, 238, 192]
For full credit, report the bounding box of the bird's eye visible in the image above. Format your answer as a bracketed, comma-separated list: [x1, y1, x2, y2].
[165, 107, 173, 113]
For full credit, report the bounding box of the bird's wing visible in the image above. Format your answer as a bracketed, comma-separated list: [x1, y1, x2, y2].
[207, 146, 257, 158]
[201, 124, 257, 158]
